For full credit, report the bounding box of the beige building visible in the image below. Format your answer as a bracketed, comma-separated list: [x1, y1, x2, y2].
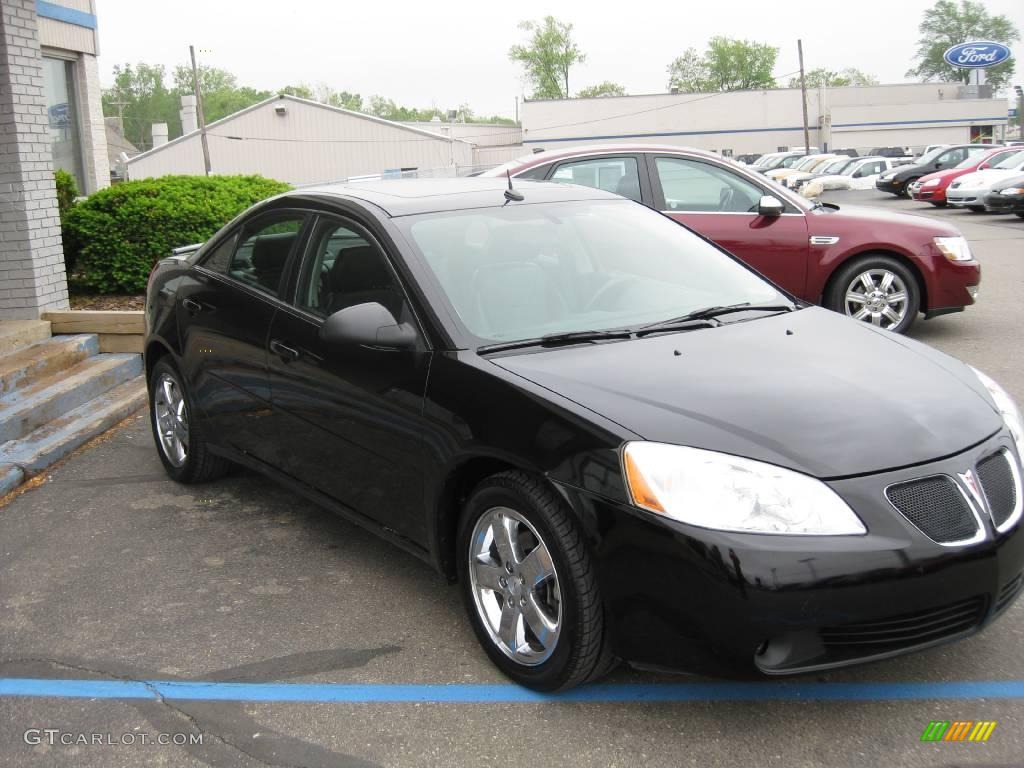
[521, 83, 1009, 156]
[126, 95, 477, 185]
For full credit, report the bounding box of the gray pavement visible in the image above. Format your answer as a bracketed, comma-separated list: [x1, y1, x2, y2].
[2, 191, 1023, 767]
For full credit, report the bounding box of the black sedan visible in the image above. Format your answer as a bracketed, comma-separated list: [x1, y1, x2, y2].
[144, 178, 1024, 690]
[983, 174, 1024, 217]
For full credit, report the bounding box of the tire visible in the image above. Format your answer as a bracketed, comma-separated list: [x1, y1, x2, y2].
[826, 255, 920, 334]
[930, 201, 947, 208]
[457, 470, 615, 691]
[966, 205, 985, 213]
[149, 358, 230, 483]
[1016, 213, 1024, 219]
[898, 178, 918, 198]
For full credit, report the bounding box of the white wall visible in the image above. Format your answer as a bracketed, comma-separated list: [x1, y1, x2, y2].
[127, 97, 475, 185]
[521, 84, 1008, 156]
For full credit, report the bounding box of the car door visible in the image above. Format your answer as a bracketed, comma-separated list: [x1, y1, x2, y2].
[849, 160, 886, 189]
[176, 210, 309, 463]
[545, 154, 652, 204]
[649, 154, 810, 297]
[265, 213, 430, 542]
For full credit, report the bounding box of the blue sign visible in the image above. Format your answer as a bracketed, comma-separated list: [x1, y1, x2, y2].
[48, 102, 69, 128]
[942, 41, 1012, 69]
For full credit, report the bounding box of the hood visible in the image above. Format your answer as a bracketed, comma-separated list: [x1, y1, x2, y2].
[918, 167, 968, 185]
[491, 308, 1002, 479]
[809, 202, 960, 236]
[954, 168, 1024, 189]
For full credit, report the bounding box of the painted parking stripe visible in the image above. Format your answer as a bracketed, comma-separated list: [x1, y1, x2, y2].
[4, 679, 1024, 703]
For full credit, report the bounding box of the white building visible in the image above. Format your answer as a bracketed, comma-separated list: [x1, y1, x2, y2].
[126, 95, 476, 185]
[521, 83, 1009, 156]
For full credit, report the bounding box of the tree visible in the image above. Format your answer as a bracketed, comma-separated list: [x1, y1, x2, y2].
[102, 63, 180, 149]
[279, 84, 314, 99]
[577, 81, 627, 98]
[667, 38, 778, 93]
[788, 67, 880, 88]
[907, 0, 1019, 91]
[170, 65, 271, 123]
[509, 16, 585, 99]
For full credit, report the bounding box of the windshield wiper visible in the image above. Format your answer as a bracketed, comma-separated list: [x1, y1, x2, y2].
[638, 302, 795, 332]
[477, 328, 634, 355]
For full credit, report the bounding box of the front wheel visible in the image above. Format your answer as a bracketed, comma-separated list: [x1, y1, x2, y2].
[966, 205, 985, 213]
[457, 471, 614, 691]
[827, 255, 920, 334]
[149, 359, 230, 483]
[1016, 212, 1024, 219]
[930, 201, 947, 208]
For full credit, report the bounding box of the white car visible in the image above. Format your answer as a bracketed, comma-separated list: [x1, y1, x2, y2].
[801, 158, 896, 197]
[785, 156, 859, 190]
[946, 150, 1024, 211]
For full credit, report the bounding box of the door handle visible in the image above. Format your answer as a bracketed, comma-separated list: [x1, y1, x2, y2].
[269, 339, 300, 362]
[182, 297, 203, 315]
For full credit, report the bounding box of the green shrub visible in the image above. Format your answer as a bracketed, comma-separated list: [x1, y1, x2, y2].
[64, 175, 290, 293]
[54, 169, 80, 272]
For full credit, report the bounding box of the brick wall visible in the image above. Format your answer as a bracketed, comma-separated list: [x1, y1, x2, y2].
[77, 51, 107, 193]
[0, 0, 71, 319]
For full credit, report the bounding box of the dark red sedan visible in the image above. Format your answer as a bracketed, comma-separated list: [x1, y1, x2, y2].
[910, 146, 1021, 207]
[485, 144, 980, 333]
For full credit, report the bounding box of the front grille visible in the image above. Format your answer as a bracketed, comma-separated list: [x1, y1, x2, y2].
[821, 596, 984, 650]
[995, 572, 1024, 615]
[886, 476, 979, 544]
[977, 450, 1019, 529]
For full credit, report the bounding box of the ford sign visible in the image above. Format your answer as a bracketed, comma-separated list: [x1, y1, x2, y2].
[943, 41, 1012, 69]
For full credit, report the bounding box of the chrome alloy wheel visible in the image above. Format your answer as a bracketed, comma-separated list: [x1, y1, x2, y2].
[843, 269, 909, 329]
[153, 372, 189, 467]
[468, 507, 562, 666]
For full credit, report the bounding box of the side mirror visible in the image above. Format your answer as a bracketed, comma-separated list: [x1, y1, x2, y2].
[319, 302, 416, 350]
[757, 195, 785, 217]
[934, 160, 945, 169]
[979, 162, 990, 169]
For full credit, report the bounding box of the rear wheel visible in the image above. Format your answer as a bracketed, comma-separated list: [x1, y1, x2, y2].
[149, 359, 230, 483]
[827, 255, 920, 334]
[457, 471, 615, 691]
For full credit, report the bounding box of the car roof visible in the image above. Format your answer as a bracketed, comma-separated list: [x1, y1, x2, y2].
[288, 177, 622, 217]
[505, 143, 722, 166]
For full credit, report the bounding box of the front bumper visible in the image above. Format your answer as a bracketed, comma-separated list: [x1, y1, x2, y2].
[983, 190, 1024, 213]
[875, 177, 905, 194]
[947, 189, 986, 207]
[567, 432, 1023, 676]
[910, 183, 945, 202]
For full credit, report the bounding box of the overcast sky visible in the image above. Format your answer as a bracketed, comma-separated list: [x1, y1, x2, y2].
[96, 0, 1024, 118]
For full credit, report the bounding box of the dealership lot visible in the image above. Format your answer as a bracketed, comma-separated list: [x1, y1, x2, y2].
[2, 191, 1024, 767]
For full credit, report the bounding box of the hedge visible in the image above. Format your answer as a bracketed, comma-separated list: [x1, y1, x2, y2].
[64, 175, 291, 293]
[54, 169, 79, 272]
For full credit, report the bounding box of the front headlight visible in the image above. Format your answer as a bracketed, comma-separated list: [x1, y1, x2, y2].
[622, 442, 867, 535]
[880, 172, 896, 180]
[934, 236, 974, 262]
[922, 178, 941, 188]
[970, 367, 1023, 454]
[998, 187, 1024, 195]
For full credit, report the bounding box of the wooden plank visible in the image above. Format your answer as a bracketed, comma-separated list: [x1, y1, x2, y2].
[98, 334, 144, 354]
[44, 310, 144, 335]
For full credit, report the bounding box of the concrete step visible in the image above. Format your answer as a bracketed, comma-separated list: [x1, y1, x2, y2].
[0, 334, 100, 399]
[0, 320, 51, 356]
[0, 353, 143, 443]
[0, 376, 147, 491]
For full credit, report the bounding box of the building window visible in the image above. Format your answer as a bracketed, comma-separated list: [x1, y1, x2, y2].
[42, 56, 84, 191]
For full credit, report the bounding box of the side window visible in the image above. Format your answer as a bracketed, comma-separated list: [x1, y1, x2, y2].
[200, 232, 238, 274]
[550, 157, 642, 202]
[296, 218, 405, 320]
[229, 215, 305, 296]
[940, 148, 965, 166]
[654, 156, 763, 213]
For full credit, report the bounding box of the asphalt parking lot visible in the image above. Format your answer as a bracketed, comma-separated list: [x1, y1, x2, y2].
[2, 191, 1023, 768]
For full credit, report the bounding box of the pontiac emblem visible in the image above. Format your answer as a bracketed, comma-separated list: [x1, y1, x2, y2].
[959, 470, 985, 509]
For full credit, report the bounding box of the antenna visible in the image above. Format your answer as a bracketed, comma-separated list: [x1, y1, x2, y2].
[504, 169, 524, 202]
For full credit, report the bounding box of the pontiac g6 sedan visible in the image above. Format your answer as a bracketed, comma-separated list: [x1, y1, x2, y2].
[145, 179, 1024, 691]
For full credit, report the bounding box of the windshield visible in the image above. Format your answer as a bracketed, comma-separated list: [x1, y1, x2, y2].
[915, 146, 949, 166]
[954, 154, 985, 169]
[820, 158, 850, 174]
[994, 150, 1024, 170]
[397, 200, 786, 344]
[780, 155, 804, 168]
[793, 156, 820, 170]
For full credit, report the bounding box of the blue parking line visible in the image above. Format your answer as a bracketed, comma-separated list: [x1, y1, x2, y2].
[4, 678, 1024, 703]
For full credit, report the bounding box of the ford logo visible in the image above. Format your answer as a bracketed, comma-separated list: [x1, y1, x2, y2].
[942, 41, 1012, 69]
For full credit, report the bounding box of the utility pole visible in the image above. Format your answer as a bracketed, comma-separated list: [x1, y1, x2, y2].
[797, 39, 810, 153]
[189, 45, 212, 176]
[109, 99, 129, 135]
[514, 96, 519, 124]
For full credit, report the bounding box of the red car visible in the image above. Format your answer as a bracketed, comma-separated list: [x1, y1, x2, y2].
[910, 146, 1021, 207]
[485, 144, 980, 333]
